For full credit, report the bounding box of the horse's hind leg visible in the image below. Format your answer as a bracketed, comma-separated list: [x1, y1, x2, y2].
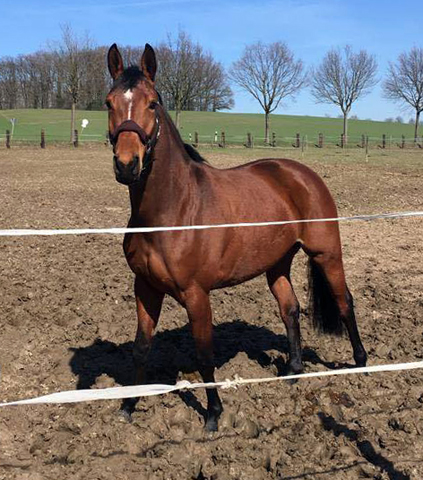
[309, 251, 367, 367]
[120, 275, 164, 420]
[267, 249, 303, 375]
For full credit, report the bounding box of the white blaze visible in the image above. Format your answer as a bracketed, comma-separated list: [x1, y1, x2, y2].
[124, 89, 133, 119]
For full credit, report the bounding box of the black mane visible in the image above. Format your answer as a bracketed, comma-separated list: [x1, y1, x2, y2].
[183, 143, 207, 163]
[161, 109, 208, 164]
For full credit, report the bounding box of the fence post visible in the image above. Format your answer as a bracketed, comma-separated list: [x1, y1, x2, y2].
[401, 135, 405, 149]
[41, 129, 45, 149]
[73, 129, 79, 148]
[293, 133, 300, 148]
[361, 134, 365, 148]
[382, 134, 386, 149]
[365, 135, 369, 157]
[318, 133, 323, 148]
[220, 131, 226, 148]
[6, 130, 10, 149]
[340, 133, 344, 148]
[194, 131, 199, 147]
[271, 132, 276, 147]
[246, 132, 252, 148]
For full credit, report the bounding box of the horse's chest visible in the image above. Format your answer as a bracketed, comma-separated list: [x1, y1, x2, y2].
[123, 234, 174, 290]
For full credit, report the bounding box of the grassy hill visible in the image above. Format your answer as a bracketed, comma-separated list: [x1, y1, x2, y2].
[0, 108, 418, 145]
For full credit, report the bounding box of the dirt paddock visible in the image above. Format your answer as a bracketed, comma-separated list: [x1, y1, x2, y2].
[0, 145, 422, 480]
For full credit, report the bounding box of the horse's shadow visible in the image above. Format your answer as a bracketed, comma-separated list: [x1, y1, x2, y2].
[69, 320, 286, 389]
[69, 320, 349, 417]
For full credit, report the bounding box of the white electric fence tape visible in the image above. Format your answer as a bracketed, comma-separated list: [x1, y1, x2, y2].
[1, 360, 423, 407]
[0, 211, 422, 237]
[1, 210, 422, 407]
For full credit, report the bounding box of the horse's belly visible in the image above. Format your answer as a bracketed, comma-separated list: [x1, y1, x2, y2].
[123, 225, 300, 295]
[212, 227, 299, 289]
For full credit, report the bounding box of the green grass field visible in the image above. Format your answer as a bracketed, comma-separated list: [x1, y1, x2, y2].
[0, 108, 419, 146]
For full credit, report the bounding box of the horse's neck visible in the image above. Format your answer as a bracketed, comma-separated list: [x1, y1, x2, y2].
[129, 114, 193, 224]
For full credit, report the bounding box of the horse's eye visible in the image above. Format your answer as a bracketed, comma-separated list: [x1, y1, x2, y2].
[105, 100, 112, 110]
[149, 101, 157, 110]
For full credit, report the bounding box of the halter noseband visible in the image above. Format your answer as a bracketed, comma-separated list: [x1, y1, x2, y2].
[110, 119, 151, 146]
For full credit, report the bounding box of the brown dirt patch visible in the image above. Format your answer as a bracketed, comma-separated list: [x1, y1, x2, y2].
[0, 146, 422, 480]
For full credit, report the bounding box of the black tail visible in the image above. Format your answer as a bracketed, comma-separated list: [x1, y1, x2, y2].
[307, 260, 345, 336]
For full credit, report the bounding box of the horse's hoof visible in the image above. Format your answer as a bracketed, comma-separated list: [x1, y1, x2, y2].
[205, 418, 219, 432]
[118, 408, 133, 423]
[285, 364, 303, 385]
[119, 397, 137, 423]
[354, 350, 367, 368]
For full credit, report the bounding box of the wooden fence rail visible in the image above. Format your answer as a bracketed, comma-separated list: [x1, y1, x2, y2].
[3, 129, 423, 150]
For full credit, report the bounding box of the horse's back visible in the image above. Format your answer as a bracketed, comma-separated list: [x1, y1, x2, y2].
[207, 157, 338, 221]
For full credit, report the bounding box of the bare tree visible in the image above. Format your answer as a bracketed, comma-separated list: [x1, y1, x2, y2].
[229, 42, 305, 144]
[156, 32, 201, 128]
[0, 57, 18, 109]
[311, 46, 378, 144]
[19, 52, 55, 108]
[383, 47, 423, 142]
[119, 45, 144, 67]
[79, 46, 109, 110]
[53, 24, 93, 141]
[187, 53, 233, 112]
[156, 31, 233, 128]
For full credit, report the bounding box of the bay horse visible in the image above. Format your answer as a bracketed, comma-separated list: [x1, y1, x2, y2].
[106, 43, 367, 431]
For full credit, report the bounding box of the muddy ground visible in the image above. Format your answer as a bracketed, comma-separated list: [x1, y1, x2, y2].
[0, 145, 422, 480]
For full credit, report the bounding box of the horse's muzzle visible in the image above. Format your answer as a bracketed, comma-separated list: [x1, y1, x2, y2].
[114, 155, 140, 185]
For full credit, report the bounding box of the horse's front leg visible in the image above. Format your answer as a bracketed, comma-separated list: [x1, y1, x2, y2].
[185, 288, 223, 432]
[120, 275, 164, 421]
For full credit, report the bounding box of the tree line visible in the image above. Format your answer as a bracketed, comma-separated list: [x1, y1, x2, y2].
[0, 28, 233, 124]
[230, 43, 422, 143]
[0, 26, 422, 142]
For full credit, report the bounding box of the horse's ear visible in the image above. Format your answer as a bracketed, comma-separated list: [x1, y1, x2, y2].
[141, 43, 157, 82]
[108, 43, 124, 80]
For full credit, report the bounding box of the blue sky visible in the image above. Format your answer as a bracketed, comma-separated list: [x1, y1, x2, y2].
[1, 0, 422, 120]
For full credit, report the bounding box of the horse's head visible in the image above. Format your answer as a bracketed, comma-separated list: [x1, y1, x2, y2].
[106, 43, 160, 185]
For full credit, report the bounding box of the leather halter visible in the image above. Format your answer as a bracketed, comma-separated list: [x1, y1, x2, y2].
[109, 112, 161, 176]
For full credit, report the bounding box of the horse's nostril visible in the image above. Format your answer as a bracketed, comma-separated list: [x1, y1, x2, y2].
[131, 155, 140, 175]
[113, 155, 124, 173]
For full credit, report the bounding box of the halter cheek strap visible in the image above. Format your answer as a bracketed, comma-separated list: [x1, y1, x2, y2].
[141, 115, 161, 174]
